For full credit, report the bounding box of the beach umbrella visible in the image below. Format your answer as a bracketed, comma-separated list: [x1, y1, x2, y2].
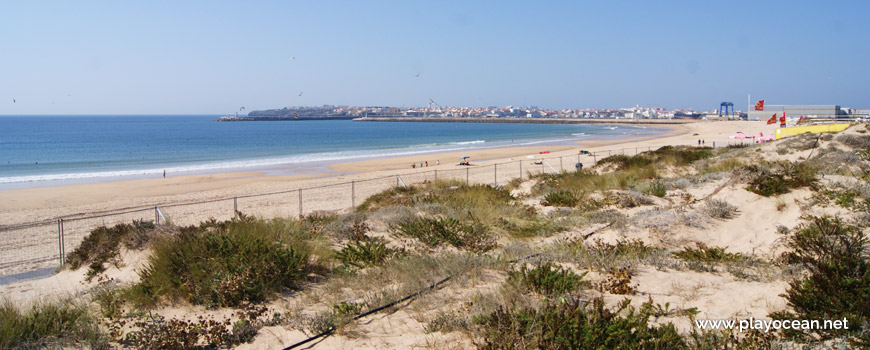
[460, 156, 470, 159]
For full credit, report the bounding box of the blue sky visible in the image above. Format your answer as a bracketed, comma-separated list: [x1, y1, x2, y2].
[1, 1, 867, 114]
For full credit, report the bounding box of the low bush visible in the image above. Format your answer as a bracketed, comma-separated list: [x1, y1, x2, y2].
[702, 198, 739, 219]
[507, 262, 588, 296]
[65, 220, 154, 279]
[774, 216, 870, 345]
[836, 133, 870, 150]
[424, 311, 470, 334]
[542, 190, 579, 207]
[335, 236, 398, 268]
[0, 300, 109, 349]
[596, 267, 636, 295]
[673, 243, 747, 264]
[743, 161, 817, 197]
[476, 298, 685, 349]
[393, 216, 495, 253]
[131, 218, 312, 307]
[645, 181, 667, 197]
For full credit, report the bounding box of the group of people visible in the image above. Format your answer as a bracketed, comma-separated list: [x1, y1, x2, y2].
[697, 139, 707, 146]
[412, 160, 439, 169]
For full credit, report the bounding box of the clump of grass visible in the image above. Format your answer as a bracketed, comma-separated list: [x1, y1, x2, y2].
[644, 181, 667, 197]
[673, 243, 747, 264]
[335, 236, 399, 268]
[357, 185, 422, 212]
[499, 218, 566, 238]
[130, 218, 315, 307]
[65, 220, 155, 280]
[836, 133, 870, 150]
[772, 216, 870, 345]
[542, 189, 579, 207]
[393, 216, 495, 253]
[742, 161, 818, 197]
[567, 239, 666, 272]
[0, 300, 109, 349]
[507, 262, 588, 296]
[702, 198, 738, 219]
[476, 298, 685, 349]
[424, 311, 470, 334]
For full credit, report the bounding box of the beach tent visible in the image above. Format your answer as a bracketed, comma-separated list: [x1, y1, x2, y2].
[758, 132, 775, 143]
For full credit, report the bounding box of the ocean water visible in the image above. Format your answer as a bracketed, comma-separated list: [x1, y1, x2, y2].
[0, 116, 665, 188]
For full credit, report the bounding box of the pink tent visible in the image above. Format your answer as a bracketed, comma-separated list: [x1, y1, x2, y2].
[758, 132, 775, 142]
[728, 132, 752, 139]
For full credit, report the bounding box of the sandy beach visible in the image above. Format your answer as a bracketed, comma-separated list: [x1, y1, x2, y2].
[0, 120, 773, 226]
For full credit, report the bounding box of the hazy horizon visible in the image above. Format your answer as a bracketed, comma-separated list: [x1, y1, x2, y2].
[2, 1, 868, 115]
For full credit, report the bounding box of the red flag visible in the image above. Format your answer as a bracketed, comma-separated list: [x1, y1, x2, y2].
[766, 113, 777, 125]
[754, 100, 765, 111]
[780, 111, 786, 126]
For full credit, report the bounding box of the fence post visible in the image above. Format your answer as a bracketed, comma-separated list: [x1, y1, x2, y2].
[560, 156, 563, 171]
[519, 160, 522, 180]
[57, 219, 63, 266]
[593, 153, 597, 165]
[434, 170, 437, 180]
[608, 150, 611, 156]
[466, 167, 469, 185]
[351, 181, 356, 208]
[155, 206, 160, 224]
[233, 197, 238, 219]
[635, 147, 638, 155]
[494, 164, 497, 186]
[298, 189, 303, 217]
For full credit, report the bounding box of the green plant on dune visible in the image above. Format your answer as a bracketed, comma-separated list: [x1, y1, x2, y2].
[130, 218, 318, 308]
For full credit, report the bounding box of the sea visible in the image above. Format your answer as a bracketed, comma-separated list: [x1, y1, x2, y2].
[0, 115, 666, 189]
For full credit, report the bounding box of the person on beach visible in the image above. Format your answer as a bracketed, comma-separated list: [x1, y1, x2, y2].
[698, 139, 701, 146]
[412, 163, 416, 169]
[425, 161, 429, 167]
[163, 169, 166, 178]
[420, 161, 423, 168]
[436, 160, 440, 165]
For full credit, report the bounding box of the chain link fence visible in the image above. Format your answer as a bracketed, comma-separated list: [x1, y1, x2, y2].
[1, 144, 699, 277]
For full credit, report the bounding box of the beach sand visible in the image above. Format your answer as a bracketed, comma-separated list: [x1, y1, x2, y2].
[0, 120, 771, 225]
[1, 119, 830, 349]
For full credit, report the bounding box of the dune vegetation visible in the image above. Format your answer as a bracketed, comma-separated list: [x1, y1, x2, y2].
[4, 124, 870, 349]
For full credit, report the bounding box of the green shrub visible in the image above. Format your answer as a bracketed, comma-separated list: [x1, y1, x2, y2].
[335, 236, 398, 268]
[0, 300, 109, 349]
[65, 220, 154, 279]
[743, 161, 817, 196]
[132, 218, 311, 307]
[542, 190, 579, 207]
[393, 216, 495, 253]
[774, 216, 870, 345]
[673, 243, 747, 264]
[597, 154, 653, 170]
[645, 181, 667, 197]
[357, 185, 421, 212]
[476, 298, 685, 349]
[508, 262, 588, 296]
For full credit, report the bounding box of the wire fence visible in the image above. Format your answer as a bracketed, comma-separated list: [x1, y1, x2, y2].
[1, 140, 756, 278]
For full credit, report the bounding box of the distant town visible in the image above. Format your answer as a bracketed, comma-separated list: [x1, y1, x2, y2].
[218, 104, 870, 122]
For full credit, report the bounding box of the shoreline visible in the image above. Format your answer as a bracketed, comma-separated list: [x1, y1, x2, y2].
[0, 120, 773, 226]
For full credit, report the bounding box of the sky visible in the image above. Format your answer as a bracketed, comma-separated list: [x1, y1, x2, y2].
[1, 1, 868, 114]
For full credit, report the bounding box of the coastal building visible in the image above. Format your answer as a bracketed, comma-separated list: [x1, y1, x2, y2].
[747, 105, 843, 120]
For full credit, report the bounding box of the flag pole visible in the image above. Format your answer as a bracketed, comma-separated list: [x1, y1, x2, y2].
[747, 93, 750, 120]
